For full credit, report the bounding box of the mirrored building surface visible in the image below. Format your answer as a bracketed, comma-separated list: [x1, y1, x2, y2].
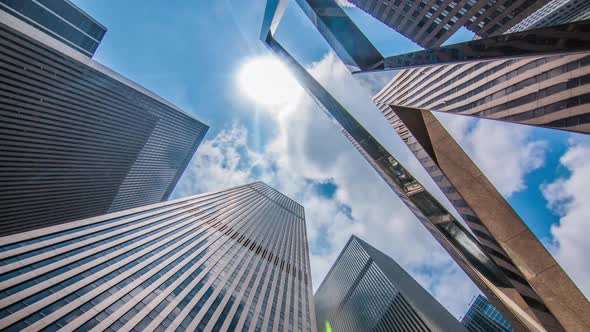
[314, 235, 467, 332]
[0, 182, 316, 331]
[0, 0, 106, 57]
[462, 295, 515, 332]
[0, 9, 208, 236]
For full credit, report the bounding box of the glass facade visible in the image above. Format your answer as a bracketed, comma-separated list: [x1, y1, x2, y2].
[315, 236, 466, 332]
[461, 295, 515, 332]
[0, 0, 106, 56]
[0, 182, 316, 331]
[0, 17, 208, 235]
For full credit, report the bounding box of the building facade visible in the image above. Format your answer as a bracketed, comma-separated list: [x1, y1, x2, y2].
[0, 182, 316, 331]
[314, 235, 467, 332]
[0, 0, 106, 57]
[0, 9, 208, 236]
[507, 0, 590, 33]
[348, 0, 548, 48]
[374, 53, 590, 134]
[461, 295, 515, 332]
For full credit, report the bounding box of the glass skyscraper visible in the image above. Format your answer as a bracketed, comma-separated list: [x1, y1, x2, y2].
[0, 0, 106, 57]
[461, 295, 515, 332]
[315, 235, 467, 332]
[0, 182, 316, 331]
[0, 5, 208, 235]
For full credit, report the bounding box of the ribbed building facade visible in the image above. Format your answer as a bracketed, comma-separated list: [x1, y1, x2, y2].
[0, 10, 208, 235]
[348, 0, 548, 48]
[314, 235, 466, 332]
[0, 0, 106, 56]
[461, 295, 515, 332]
[0, 182, 316, 332]
[507, 0, 590, 33]
[374, 53, 590, 134]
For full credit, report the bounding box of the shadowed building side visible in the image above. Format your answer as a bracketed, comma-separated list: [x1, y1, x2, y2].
[315, 235, 468, 332]
[0, 10, 208, 235]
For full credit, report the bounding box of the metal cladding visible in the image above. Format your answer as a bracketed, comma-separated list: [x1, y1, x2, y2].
[0, 12, 208, 236]
[350, 0, 549, 48]
[375, 53, 590, 134]
[462, 295, 516, 332]
[315, 235, 468, 332]
[0, 182, 316, 331]
[0, 0, 107, 57]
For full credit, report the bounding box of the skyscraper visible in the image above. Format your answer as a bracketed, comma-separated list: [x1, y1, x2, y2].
[261, 1, 590, 331]
[461, 295, 515, 332]
[374, 53, 590, 134]
[348, 0, 549, 48]
[0, 182, 316, 331]
[315, 235, 467, 332]
[507, 0, 590, 33]
[0, 7, 208, 235]
[0, 0, 106, 57]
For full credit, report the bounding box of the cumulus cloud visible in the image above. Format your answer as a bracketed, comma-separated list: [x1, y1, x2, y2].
[542, 140, 590, 298]
[436, 113, 548, 197]
[174, 53, 558, 318]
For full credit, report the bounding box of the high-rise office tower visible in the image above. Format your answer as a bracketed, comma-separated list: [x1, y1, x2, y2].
[507, 0, 590, 33]
[0, 0, 106, 57]
[348, 0, 549, 48]
[0, 182, 316, 331]
[0, 6, 208, 235]
[374, 53, 590, 134]
[461, 295, 515, 332]
[314, 235, 467, 332]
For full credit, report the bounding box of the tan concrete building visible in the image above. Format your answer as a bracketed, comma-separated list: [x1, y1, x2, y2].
[0, 182, 316, 331]
[378, 106, 590, 331]
[374, 53, 590, 134]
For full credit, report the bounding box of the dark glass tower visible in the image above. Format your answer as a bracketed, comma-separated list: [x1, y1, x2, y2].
[0, 8, 208, 235]
[0, 0, 106, 56]
[314, 235, 467, 332]
[0, 182, 316, 331]
[462, 295, 515, 332]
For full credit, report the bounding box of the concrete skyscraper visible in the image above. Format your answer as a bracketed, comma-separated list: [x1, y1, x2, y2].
[0, 3, 208, 235]
[0, 182, 316, 331]
[374, 53, 590, 134]
[315, 235, 467, 332]
[462, 295, 515, 332]
[0, 0, 107, 57]
[348, 0, 549, 48]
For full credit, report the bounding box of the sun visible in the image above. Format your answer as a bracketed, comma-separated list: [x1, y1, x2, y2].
[238, 56, 301, 107]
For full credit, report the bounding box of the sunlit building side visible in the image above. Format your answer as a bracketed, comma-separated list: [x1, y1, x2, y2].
[0, 182, 316, 331]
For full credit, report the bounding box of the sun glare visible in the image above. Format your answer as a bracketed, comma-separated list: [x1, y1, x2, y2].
[239, 56, 301, 107]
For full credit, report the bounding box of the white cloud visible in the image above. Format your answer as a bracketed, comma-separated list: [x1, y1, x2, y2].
[542, 140, 590, 298]
[172, 53, 509, 318]
[336, 0, 356, 8]
[436, 113, 548, 197]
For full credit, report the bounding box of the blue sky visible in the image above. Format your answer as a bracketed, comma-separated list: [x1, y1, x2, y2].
[72, 0, 589, 318]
